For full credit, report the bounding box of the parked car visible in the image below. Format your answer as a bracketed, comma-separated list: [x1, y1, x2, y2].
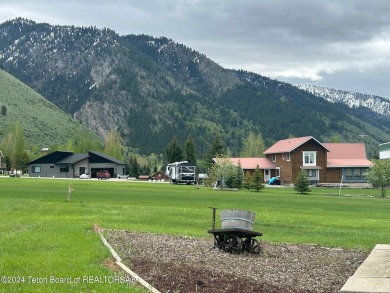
[79, 173, 90, 179]
[97, 170, 111, 179]
[269, 176, 280, 185]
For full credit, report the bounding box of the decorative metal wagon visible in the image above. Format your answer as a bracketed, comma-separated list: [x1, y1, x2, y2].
[207, 207, 263, 254]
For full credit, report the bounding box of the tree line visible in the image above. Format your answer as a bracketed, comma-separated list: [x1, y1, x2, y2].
[1, 122, 389, 199]
[0, 120, 265, 176]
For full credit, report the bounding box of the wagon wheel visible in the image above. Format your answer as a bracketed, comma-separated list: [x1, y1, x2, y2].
[243, 238, 251, 253]
[224, 235, 242, 254]
[249, 238, 261, 254]
[214, 234, 224, 250]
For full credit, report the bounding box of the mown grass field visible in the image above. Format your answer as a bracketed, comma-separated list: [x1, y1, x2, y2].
[0, 177, 389, 292]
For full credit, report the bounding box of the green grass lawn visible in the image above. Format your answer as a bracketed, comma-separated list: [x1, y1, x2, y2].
[0, 177, 389, 292]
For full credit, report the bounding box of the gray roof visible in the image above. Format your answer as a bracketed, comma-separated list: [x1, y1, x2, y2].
[88, 150, 125, 164]
[28, 150, 125, 166]
[56, 154, 89, 165]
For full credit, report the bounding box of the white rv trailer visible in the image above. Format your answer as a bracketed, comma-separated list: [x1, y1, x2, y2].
[166, 161, 196, 184]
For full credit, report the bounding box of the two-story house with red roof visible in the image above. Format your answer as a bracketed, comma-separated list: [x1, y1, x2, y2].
[263, 136, 329, 184]
[218, 136, 372, 185]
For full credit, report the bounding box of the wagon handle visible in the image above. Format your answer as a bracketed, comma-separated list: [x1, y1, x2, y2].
[209, 207, 218, 230]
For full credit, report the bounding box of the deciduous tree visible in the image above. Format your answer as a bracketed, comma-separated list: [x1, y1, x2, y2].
[0, 123, 29, 171]
[209, 154, 234, 189]
[367, 159, 390, 197]
[74, 133, 102, 153]
[241, 132, 265, 157]
[104, 130, 123, 159]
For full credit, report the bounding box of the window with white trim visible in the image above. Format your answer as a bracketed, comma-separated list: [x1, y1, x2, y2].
[272, 154, 276, 162]
[305, 169, 317, 178]
[303, 151, 316, 166]
[285, 152, 290, 161]
[275, 167, 280, 177]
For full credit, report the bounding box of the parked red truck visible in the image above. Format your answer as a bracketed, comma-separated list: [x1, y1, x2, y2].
[97, 170, 111, 179]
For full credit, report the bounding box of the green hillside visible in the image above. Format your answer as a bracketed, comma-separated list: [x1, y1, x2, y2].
[0, 69, 97, 148]
[1, 19, 389, 158]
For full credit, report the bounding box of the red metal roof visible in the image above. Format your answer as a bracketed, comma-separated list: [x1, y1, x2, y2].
[327, 159, 372, 168]
[213, 157, 276, 169]
[264, 136, 329, 154]
[323, 143, 372, 168]
[323, 143, 367, 159]
[214, 140, 372, 170]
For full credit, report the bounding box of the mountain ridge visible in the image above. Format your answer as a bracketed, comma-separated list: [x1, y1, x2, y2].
[295, 83, 390, 118]
[0, 18, 389, 158]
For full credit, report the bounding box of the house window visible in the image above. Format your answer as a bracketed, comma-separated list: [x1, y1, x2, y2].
[275, 167, 280, 177]
[345, 169, 353, 180]
[344, 168, 369, 181]
[32, 166, 41, 173]
[305, 169, 317, 178]
[285, 152, 290, 161]
[353, 169, 361, 180]
[303, 151, 316, 166]
[272, 154, 276, 162]
[60, 165, 69, 172]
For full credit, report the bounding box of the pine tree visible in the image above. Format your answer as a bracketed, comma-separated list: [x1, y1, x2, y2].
[184, 134, 196, 164]
[251, 165, 264, 192]
[232, 162, 243, 189]
[1, 105, 7, 116]
[206, 134, 226, 167]
[294, 170, 311, 194]
[242, 171, 252, 190]
[166, 137, 183, 163]
[127, 156, 140, 177]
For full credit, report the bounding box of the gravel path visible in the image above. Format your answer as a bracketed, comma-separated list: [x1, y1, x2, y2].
[106, 230, 367, 293]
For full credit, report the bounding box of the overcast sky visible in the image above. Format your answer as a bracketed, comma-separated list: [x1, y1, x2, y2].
[1, 0, 390, 98]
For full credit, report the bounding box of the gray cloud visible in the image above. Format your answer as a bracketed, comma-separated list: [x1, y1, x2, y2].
[1, 0, 390, 97]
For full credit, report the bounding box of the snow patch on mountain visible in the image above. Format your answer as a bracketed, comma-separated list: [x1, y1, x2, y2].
[295, 84, 390, 117]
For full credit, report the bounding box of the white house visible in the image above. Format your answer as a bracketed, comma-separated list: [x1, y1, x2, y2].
[379, 142, 390, 160]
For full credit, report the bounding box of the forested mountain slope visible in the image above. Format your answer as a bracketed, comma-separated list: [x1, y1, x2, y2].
[1, 18, 388, 157]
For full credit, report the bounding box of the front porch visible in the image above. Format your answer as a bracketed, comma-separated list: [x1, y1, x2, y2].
[317, 182, 373, 188]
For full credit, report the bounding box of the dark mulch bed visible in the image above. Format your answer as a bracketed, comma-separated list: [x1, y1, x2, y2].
[106, 230, 367, 293]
